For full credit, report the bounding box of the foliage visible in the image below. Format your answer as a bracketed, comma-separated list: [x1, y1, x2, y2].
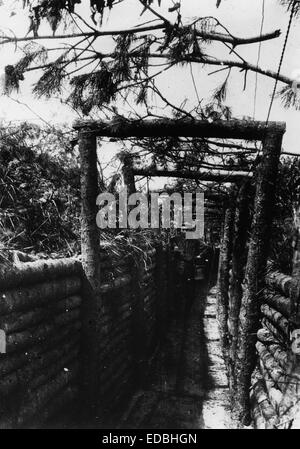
[278, 85, 300, 110]
[0, 122, 81, 257]
[67, 62, 120, 114]
[23, 0, 118, 35]
[1, 1, 285, 117]
[4, 42, 48, 94]
[280, 0, 300, 17]
[269, 157, 300, 273]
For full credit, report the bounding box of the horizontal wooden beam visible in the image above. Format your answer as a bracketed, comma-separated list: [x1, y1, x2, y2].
[203, 139, 258, 151]
[149, 190, 227, 203]
[205, 208, 223, 215]
[74, 118, 286, 140]
[133, 168, 251, 183]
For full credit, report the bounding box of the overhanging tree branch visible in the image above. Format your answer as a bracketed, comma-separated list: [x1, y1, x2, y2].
[0, 2, 291, 116]
[143, 53, 293, 85]
[23, 48, 292, 89]
[0, 25, 281, 47]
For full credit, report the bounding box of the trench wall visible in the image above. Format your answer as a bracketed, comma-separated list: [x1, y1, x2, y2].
[250, 270, 300, 429]
[0, 244, 173, 428]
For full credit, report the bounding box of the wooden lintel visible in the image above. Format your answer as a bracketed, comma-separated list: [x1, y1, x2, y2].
[74, 118, 286, 141]
[133, 168, 251, 183]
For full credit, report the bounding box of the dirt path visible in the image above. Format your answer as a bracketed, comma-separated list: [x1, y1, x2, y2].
[119, 283, 234, 429]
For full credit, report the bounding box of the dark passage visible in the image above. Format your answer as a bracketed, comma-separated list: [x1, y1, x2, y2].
[43, 250, 232, 430]
[117, 280, 231, 429]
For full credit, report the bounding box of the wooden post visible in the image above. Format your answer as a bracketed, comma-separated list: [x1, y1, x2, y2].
[122, 154, 136, 194]
[228, 180, 252, 389]
[78, 128, 101, 419]
[292, 202, 300, 277]
[217, 189, 235, 368]
[234, 127, 284, 424]
[73, 118, 285, 141]
[133, 167, 249, 184]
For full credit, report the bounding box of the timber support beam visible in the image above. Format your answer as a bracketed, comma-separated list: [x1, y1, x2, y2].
[132, 168, 250, 184]
[78, 128, 102, 419]
[74, 118, 286, 140]
[234, 124, 285, 424]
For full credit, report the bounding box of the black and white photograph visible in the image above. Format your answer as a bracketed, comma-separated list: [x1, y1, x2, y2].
[0, 0, 300, 433]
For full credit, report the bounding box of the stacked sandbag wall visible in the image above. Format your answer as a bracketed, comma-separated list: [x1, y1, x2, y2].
[250, 270, 300, 429]
[0, 243, 174, 428]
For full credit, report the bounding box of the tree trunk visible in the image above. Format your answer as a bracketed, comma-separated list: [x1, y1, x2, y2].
[292, 204, 300, 277]
[122, 153, 136, 194]
[78, 129, 102, 419]
[234, 127, 283, 424]
[228, 180, 252, 389]
[217, 190, 235, 367]
[79, 130, 100, 289]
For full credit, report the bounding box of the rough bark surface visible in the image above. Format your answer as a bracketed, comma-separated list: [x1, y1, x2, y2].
[228, 181, 252, 389]
[133, 168, 249, 184]
[234, 127, 284, 424]
[73, 118, 286, 140]
[122, 154, 136, 195]
[78, 129, 102, 417]
[217, 192, 235, 368]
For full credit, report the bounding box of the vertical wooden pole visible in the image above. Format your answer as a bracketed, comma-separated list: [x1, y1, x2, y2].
[292, 203, 300, 277]
[228, 181, 252, 389]
[290, 203, 300, 329]
[235, 127, 284, 424]
[122, 154, 136, 194]
[78, 128, 101, 419]
[217, 189, 235, 367]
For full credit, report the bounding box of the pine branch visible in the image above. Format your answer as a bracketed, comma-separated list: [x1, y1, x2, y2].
[0, 25, 281, 47]
[144, 52, 293, 85]
[25, 49, 292, 87]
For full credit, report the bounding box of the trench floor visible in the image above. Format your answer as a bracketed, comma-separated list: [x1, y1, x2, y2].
[118, 283, 234, 429]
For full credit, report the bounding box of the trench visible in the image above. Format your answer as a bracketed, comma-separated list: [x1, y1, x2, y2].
[43, 259, 234, 430]
[114, 279, 233, 429]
